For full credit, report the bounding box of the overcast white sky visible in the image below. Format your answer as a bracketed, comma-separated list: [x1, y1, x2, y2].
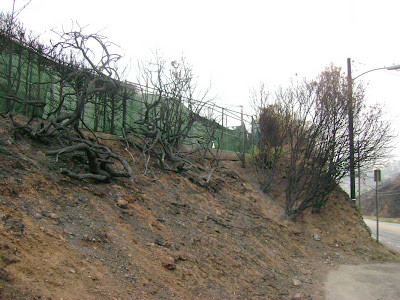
[2, 0, 400, 139]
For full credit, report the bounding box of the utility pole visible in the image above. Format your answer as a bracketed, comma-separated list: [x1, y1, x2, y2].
[374, 169, 381, 243]
[347, 58, 400, 204]
[221, 108, 224, 150]
[347, 58, 356, 201]
[358, 163, 361, 207]
[240, 105, 245, 167]
[251, 115, 254, 150]
[358, 143, 361, 208]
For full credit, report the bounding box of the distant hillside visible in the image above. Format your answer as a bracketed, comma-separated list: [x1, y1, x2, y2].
[341, 160, 400, 196]
[361, 173, 400, 217]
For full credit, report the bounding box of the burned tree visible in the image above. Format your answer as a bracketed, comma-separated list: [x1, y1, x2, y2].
[197, 104, 223, 164]
[354, 104, 395, 170]
[7, 25, 132, 181]
[280, 65, 394, 219]
[127, 55, 213, 173]
[250, 83, 291, 193]
[282, 72, 350, 219]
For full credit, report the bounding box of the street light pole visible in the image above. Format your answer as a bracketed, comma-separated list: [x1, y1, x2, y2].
[346, 58, 400, 203]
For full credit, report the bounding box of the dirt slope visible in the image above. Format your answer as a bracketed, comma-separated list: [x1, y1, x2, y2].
[0, 117, 398, 300]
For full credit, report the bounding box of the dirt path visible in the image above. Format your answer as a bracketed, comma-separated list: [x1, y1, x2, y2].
[325, 263, 400, 300]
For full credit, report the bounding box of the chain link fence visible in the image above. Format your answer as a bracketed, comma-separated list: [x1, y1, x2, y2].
[0, 33, 258, 156]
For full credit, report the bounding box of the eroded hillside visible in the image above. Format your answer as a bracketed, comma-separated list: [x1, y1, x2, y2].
[0, 117, 398, 300]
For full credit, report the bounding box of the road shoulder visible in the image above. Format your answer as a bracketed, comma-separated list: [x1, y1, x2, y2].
[325, 263, 400, 300]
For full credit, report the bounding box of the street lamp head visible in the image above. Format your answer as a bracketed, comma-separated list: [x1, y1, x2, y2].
[352, 63, 400, 80]
[386, 64, 400, 71]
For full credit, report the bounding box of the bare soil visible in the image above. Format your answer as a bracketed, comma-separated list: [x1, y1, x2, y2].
[0, 116, 398, 299]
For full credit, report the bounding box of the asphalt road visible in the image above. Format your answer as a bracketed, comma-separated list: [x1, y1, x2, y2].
[364, 218, 400, 253]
